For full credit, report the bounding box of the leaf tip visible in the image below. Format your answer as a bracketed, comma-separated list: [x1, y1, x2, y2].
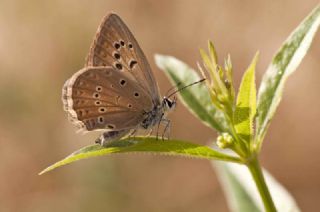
[253, 51, 260, 65]
[38, 169, 48, 176]
[154, 54, 169, 71]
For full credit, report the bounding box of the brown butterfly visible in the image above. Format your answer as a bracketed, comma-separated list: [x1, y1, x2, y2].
[62, 13, 178, 145]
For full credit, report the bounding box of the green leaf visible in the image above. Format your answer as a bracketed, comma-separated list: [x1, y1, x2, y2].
[234, 53, 258, 142]
[215, 162, 301, 212]
[215, 162, 260, 212]
[208, 41, 218, 66]
[155, 54, 229, 132]
[256, 5, 320, 147]
[39, 137, 242, 175]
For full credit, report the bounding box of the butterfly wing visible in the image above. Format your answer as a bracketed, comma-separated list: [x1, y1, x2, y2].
[85, 13, 161, 105]
[62, 66, 153, 132]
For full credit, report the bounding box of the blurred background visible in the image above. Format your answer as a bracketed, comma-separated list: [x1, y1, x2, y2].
[0, 0, 319, 211]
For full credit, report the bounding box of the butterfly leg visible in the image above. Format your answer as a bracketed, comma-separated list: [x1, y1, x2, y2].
[95, 129, 130, 146]
[146, 128, 153, 137]
[156, 113, 165, 140]
[128, 129, 137, 140]
[156, 123, 160, 140]
[161, 118, 171, 141]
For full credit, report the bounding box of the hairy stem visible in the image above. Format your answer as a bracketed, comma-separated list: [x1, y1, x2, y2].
[247, 156, 277, 212]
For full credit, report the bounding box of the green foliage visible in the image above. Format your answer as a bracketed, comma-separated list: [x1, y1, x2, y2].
[155, 5, 320, 210]
[198, 41, 235, 117]
[39, 137, 242, 175]
[255, 5, 320, 150]
[42, 4, 320, 212]
[155, 54, 229, 132]
[234, 53, 258, 144]
[215, 162, 260, 212]
[215, 162, 301, 212]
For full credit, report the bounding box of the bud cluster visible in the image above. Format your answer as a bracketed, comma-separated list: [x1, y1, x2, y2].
[198, 41, 235, 117]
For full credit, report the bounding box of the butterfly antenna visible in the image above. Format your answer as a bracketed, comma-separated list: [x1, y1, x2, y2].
[165, 82, 182, 96]
[167, 78, 206, 98]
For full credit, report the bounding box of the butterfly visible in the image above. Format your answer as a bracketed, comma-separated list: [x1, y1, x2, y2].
[62, 13, 180, 146]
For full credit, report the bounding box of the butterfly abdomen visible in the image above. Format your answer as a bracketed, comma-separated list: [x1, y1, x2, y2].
[95, 129, 130, 146]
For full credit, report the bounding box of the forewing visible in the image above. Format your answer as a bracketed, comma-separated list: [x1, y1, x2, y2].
[62, 66, 153, 132]
[85, 13, 160, 105]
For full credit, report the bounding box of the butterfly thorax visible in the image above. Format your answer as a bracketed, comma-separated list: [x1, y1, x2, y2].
[141, 105, 164, 129]
[140, 97, 176, 129]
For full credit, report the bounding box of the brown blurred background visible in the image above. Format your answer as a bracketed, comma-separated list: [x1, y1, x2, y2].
[0, 0, 319, 211]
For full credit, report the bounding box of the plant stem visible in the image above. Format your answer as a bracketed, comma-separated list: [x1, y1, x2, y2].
[247, 156, 277, 212]
[222, 111, 249, 158]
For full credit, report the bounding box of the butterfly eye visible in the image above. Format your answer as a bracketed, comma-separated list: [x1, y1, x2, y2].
[120, 40, 125, 46]
[128, 43, 133, 49]
[95, 100, 101, 105]
[127, 104, 132, 108]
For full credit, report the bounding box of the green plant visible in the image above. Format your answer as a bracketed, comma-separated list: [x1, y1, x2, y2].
[40, 5, 320, 212]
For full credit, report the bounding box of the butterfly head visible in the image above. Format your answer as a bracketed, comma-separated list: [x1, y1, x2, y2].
[162, 79, 206, 113]
[162, 96, 177, 113]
